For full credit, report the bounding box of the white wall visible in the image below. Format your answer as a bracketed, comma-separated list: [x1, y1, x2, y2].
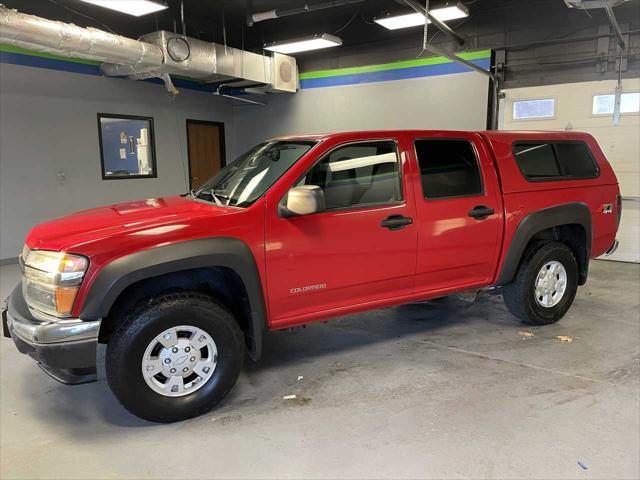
[0, 63, 235, 260]
[502, 79, 640, 263]
[233, 72, 489, 155]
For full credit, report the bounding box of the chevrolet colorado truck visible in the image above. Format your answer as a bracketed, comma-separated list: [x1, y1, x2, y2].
[3, 130, 620, 422]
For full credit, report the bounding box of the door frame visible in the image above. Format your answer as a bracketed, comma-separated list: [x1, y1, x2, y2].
[185, 119, 227, 190]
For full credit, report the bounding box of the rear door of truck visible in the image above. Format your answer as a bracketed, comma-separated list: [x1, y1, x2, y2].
[406, 131, 505, 295]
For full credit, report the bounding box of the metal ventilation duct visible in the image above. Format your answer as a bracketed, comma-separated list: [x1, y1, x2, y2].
[100, 31, 285, 88]
[0, 5, 162, 68]
[0, 5, 298, 94]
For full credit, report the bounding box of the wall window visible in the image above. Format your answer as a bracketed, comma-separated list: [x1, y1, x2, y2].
[414, 139, 482, 199]
[512, 98, 556, 120]
[98, 114, 157, 179]
[298, 141, 401, 209]
[513, 141, 598, 181]
[592, 92, 640, 115]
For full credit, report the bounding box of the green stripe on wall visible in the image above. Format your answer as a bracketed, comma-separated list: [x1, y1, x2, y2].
[1, 44, 207, 83]
[299, 50, 491, 80]
[2, 43, 491, 84]
[0, 44, 100, 65]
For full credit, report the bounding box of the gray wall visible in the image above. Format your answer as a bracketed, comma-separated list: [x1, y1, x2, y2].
[233, 72, 489, 154]
[1, 63, 488, 261]
[0, 63, 235, 260]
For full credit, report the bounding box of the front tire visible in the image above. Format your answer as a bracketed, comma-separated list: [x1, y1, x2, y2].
[503, 241, 579, 325]
[106, 292, 245, 423]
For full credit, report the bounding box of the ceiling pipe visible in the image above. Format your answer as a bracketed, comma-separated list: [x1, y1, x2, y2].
[0, 5, 163, 68]
[400, 0, 465, 46]
[0, 6, 298, 96]
[247, 0, 366, 26]
[421, 42, 494, 80]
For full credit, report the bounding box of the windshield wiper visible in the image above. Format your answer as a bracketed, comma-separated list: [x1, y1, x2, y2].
[209, 191, 224, 206]
[211, 191, 231, 199]
[205, 190, 233, 207]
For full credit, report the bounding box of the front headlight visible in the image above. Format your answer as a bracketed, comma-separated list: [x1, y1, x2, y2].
[21, 248, 88, 318]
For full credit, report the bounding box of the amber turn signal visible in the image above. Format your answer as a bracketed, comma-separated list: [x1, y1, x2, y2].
[55, 286, 80, 316]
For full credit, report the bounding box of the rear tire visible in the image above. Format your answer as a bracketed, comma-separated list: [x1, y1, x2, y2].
[503, 241, 578, 325]
[106, 292, 245, 423]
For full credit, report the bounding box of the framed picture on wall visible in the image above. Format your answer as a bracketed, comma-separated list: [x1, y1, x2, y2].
[97, 113, 157, 179]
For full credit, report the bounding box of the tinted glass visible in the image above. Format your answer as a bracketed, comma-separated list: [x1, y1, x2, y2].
[299, 141, 401, 209]
[513, 141, 598, 181]
[555, 142, 598, 178]
[196, 141, 315, 207]
[415, 139, 482, 199]
[513, 143, 561, 179]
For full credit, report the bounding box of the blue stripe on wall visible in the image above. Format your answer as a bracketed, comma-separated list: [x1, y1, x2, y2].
[1, 50, 491, 91]
[300, 58, 491, 89]
[0, 51, 101, 76]
[0, 51, 214, 93]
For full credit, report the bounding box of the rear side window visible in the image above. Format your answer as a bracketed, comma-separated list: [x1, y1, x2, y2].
[512, 143, 560, 178]
[415, 139, 483, 199]
[513, 141, 598, 181]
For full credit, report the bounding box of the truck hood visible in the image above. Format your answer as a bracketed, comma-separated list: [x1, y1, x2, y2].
[26, 195, 238, 253]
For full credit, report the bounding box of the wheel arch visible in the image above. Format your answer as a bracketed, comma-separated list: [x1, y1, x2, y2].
[497, 203, 592, 286]
[80, 237, 266, 360]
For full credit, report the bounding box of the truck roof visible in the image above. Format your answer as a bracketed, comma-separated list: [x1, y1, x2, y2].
[271, 130, 596, 143]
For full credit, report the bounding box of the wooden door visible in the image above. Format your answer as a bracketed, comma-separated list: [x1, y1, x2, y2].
[187, 120, 225, 190]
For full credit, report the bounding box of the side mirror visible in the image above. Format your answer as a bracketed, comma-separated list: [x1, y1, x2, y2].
[281, 185, 326, 217]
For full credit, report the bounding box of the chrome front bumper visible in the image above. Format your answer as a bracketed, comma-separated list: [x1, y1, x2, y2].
[2, 285, 100, 384]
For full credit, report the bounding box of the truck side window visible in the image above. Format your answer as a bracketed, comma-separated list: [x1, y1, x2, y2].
[414, 139, 483, 199]
[512, 143, 561, 179]
[513, 141, 598, 181]
[299, 141, 402, 209]
[554, 142, 599, 178]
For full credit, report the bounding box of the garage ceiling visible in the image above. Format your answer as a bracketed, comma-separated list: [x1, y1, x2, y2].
[1, 0, 417, 50]
[2, 0, 638, 82]
[0, 0, 616, 54]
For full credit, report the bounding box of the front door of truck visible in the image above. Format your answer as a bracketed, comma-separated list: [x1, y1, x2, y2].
[264, 138, 418, 327]
[409, 132, 503, 294]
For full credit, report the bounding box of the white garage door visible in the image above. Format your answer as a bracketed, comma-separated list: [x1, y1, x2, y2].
[501, 78, 640, 263]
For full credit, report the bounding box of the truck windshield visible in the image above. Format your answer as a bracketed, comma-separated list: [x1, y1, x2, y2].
[194, 141, 317, 207]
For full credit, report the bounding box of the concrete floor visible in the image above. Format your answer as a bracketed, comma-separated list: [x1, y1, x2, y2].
[1, 260, 638, 479]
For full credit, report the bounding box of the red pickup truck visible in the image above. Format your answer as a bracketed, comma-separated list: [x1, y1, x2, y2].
[3, 130, 620, 422]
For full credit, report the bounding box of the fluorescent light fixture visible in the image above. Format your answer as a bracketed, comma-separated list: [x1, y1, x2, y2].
[78, 0, 168, 17]
[374, 12, 425, 30]
[264, 34, 342, 54]
[374, 2, 469, 30]
[431, 3, 469, 22]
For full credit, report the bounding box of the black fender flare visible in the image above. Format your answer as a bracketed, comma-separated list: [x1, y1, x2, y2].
[497, 202, 592, 286]
[80, 237, 266, 359]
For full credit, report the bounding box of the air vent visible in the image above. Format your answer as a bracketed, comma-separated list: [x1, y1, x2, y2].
[270, 53, 298, 93]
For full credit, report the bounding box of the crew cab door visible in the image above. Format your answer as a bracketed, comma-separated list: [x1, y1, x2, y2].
[409, 132, 504, 294]
[264, 138, 418, 327]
